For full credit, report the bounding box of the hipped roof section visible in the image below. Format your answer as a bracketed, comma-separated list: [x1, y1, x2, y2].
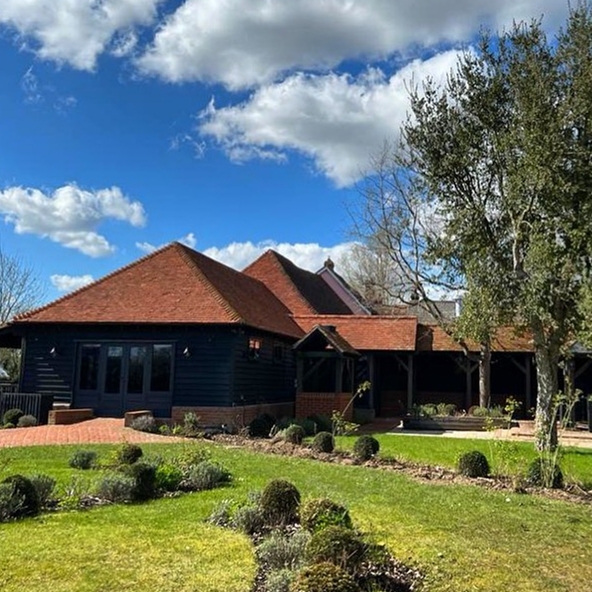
[243, 249, 354, 315]
[13, 242, 304, 338]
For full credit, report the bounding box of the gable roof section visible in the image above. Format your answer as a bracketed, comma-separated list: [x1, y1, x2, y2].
[14, 243, 303, 338]
[243, 250, 353, 315]
[294, 324, 360, 356]
[294, 315, 417, 351]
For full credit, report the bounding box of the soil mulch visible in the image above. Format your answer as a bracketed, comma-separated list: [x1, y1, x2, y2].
[211, 434, 592, 505]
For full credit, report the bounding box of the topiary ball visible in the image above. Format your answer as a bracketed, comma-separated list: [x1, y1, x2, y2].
[248, 415, 273, 438]
[260, 479, 301, 526]
[352, 435, 379, 461]
[126, 462, 157, 501]
[311, 431, 334, 453]
[526, 457, 563, 489]
[289, 562, 361, 592]
[457, 450, 490, 478]
[116, 443, 143, 465]
[1, 475, 40, 517]
[283, 424, 305, 445]
[300, 498, 352, 533]
[305, 526, 367, 572]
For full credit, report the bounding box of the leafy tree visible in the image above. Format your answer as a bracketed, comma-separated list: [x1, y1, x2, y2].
[354, 3, 592, 451]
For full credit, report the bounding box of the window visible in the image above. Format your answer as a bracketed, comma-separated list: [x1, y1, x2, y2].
[79, 345, 100, 390]
[104, 346, 123, 394]
[127, 346, 147, 394]
[273, 342, 283, 362]
[248, 337, 262, 360]
[151, 344, 172, 392]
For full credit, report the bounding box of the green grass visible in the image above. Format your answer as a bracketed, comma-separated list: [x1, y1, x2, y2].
[336, 433, 592, 486]
[1, 441, 591, 592]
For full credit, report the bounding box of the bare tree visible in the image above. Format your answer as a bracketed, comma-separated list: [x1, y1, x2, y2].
[349, 141, 499, 408]
[0, 248, 45, 379]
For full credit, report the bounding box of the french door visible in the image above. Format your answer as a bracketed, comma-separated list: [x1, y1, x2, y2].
[77, 343, 173, 417]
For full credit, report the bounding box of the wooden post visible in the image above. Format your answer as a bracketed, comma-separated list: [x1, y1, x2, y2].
[335, 357, 343, 393]
[368, 354, 375, 408]
[407, 354, 414, 411]
[296, 354, 303, 394]
[465, 358, 472, 410]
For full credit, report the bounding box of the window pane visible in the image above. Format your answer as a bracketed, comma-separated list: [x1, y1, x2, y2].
[104, 346, 123, 394]
[151, 344, 172, 392]
[79, 345, 100, 390]
[127, 346, 147, 394]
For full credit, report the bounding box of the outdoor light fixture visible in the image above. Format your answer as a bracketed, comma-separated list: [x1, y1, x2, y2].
[49, 346, 58, 358]
[182, 346, 191, 358]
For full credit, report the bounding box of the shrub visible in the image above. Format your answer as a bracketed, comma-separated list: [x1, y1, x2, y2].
[126, 462, 157, 501]
[257, 529, 311, 570]
[181, 460, 231, 491]
[266, 568, 295, 592]
[115, 443, 143, 465]
[289, 562, 360, 592]
[249, 415, 273, 438]
[0, 482, 24, 522]
[69, 450, 98, 470]
[352, 435, 380, 461]
[183, 412, 202, 437]
[260, 479, 301, 526]
[526, 457, 564, 489]
[1, 423, 15, 429]
[469, 406, 489, 417]
[305, 526, 367, 572]
[300, 498, 352, 533]
[295, 418, 317, 437]
[29, 474, 56, 508]
[155, 463, 183, 492]
[130, 415, 158, 434]
[308, 414, 332, 433]
[457, 450, 490, 478]
[0, 475, 40, 517]
[232, 503, 266, 536]
[311, 431, 334, 453]
[2, 408, 24, 426]
[17, 414, 38, 428]
[436, 403, 456, 416]
[282, 424, 305, 445]
[209, 499, 235, 528]
[95, 472, 135, 503]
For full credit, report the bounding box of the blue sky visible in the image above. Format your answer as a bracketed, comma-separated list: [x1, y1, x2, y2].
[0, 0, 568, 303]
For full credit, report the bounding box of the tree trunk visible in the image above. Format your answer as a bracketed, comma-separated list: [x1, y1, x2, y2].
[533, 330, 559, 452]
[478, 341, 491, 408]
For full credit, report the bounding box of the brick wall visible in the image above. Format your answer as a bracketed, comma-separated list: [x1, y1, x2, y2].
[171, 401, 294, 430]
[295, 392, 352, 420]
[48, 408, 94, 425]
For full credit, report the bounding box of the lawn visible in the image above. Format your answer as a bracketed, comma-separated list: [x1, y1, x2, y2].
[0, 440, 591, 592]
[337, 433, 592, 487]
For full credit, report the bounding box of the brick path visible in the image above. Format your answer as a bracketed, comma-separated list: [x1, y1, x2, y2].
[0, 418, 184, 448]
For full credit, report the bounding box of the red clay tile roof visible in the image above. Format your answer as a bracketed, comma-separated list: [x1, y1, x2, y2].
[416, 324, 534, 353]
[243, 250, 354, 315]
[294, 315, 417, 351]
[294, 325, 360, 356]
[14, 243, 304, 338]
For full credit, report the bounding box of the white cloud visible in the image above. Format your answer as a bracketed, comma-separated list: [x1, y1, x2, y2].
[0, 0, 160, 71]
[137, 0, 567, 89]
[203, 240, 357, 272]
[198, 51, 461, 186]
[0, 184, 147, 257]
[50, 274, 94, 292]
[21, 67, 42, 104]
[136, 232, 196, 254]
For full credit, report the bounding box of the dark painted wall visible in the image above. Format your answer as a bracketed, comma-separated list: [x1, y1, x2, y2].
[16, 323, 296, 416]
[232, 330, 296, 406]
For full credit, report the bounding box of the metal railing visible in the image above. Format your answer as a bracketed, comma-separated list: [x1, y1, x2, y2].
[0, 392, 54, 424]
